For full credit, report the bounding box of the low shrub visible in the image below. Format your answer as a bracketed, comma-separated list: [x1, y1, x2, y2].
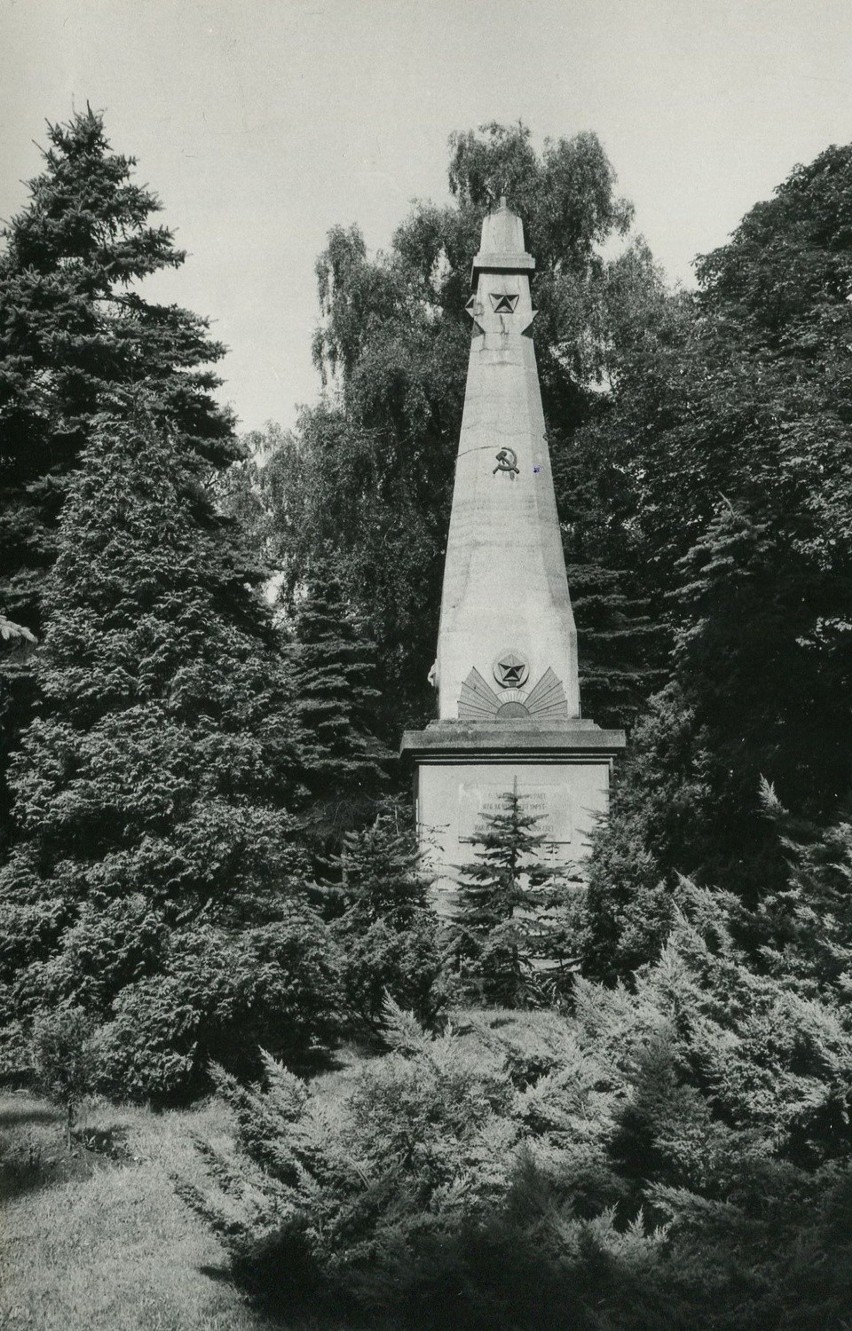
[182, 859, 852, 1330]
[31, 1006, 99, 1149]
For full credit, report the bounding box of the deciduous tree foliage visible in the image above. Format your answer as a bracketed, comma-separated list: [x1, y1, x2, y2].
[582, 144, 852, 931]
[251, 123, 663, 735]
[0, 406, 338, 1100]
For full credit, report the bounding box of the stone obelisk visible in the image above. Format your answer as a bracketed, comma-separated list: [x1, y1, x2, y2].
[402, 199, 624, 903]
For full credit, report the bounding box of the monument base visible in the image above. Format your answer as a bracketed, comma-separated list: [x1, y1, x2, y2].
[400, 720, 626, 914]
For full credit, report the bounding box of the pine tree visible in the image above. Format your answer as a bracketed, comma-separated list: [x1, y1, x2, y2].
[747, 780, 852, 997]
[566, 561, 666, 730]
[324, 799, 443, 1031]
[0, 405, 338, 1100]
[449, 787, 576, 1008]
[289, 557, 391, 847]
[0, 107, 235, 850]
[0, 105, 233, 630]
[579, 684, 703, 985]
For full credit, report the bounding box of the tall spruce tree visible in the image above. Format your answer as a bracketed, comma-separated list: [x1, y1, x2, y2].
[0, 107, 235, 849]
[289, 557, 391, 847]
[323, 800, 443, 1031]
[0, 105, 233, 629]
[449, 788, 576, 1007]
[0, 405, 338, 1101]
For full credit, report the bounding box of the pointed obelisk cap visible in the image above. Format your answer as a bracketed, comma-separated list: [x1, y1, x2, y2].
[435, 195, 581, 723]
[472, 195, 535, 279]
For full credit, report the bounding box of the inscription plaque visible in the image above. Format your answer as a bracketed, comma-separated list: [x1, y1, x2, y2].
[458, 782, 573, 850]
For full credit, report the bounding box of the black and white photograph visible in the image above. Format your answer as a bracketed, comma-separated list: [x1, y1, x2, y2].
[1, 2, 851, 1327]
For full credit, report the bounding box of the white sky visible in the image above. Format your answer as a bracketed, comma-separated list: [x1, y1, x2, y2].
[2, 0, 852, 431]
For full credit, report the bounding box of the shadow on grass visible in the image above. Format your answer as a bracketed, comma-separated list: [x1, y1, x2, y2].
[0, 1134, 124, 1202]
[198, 1264, 367, 1331]
[0, 1093, 130, 1202]
[0, 1103, 59, 1128]
[0, 1142, 70, 1201]
[198, 1262, 235, 1283]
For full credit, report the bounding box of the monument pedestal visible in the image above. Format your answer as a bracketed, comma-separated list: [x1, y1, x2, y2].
[401, 720, 625, 913]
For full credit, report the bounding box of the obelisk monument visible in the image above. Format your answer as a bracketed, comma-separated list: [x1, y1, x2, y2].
[402, 198, 624, 903]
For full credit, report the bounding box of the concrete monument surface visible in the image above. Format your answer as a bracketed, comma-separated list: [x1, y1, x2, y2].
[401, 199, 624, 904]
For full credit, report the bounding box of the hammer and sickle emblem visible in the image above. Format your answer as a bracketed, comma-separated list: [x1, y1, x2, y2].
[493, 447, 519, 478]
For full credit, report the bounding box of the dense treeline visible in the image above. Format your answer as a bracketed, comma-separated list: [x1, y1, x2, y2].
[583, 146, 852, 907]
[1, 110, 850, 1328]
[0, 111, 432, 1098]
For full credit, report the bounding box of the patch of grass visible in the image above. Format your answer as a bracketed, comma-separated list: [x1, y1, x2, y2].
[0, 1091, 346, 1331]
[0, 1028, 495, 1330]
[306, 1041, 379, 1108]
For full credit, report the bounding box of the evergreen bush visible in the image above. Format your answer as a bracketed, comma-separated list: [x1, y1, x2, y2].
[0, 408, 339, 1101]
[184, 805, 852, 1329]
[31, 1005, 99, 1150]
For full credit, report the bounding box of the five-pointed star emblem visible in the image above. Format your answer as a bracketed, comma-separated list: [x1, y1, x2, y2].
[495, 652, 528, 687]
[490, 293, 519, 314]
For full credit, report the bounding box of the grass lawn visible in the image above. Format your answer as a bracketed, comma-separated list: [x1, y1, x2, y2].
[0, 1028, 530, 1330]
[0, 1085, 344, 1331]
